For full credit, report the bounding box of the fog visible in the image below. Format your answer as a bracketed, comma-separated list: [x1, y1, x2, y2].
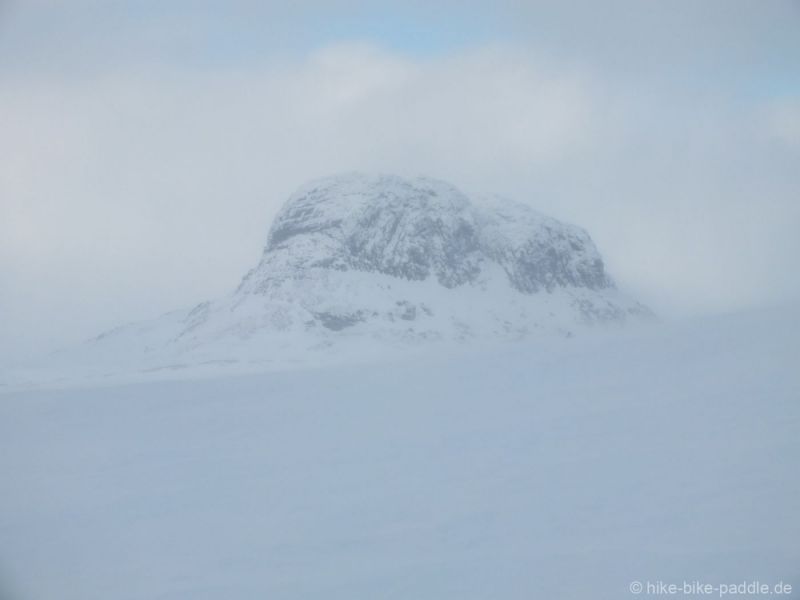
[2, 0, 799, 361]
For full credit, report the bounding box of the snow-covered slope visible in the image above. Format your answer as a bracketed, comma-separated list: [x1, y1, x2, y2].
[1, 305, 798, 599]
[11, 173, 649, 386]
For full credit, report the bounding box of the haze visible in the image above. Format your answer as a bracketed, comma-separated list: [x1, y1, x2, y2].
[1, 0, 799, 361]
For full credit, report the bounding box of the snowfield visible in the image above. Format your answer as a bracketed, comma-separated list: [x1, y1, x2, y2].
[1, 305, 798, 599]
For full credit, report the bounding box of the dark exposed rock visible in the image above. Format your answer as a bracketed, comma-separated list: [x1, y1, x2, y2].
[240, 173, 614, 296]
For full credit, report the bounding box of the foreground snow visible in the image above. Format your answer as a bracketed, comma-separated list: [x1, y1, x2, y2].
[1, 306, 798, 599]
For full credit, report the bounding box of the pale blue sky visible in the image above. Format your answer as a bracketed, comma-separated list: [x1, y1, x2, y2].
[2, 1, 798, 76]
[0, 2, 505, 71]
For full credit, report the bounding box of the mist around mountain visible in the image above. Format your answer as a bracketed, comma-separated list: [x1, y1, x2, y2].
[2, 175, 798, 600]
[3, 173, 652, 389]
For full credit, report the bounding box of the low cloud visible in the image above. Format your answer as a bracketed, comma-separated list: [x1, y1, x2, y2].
[1, 36, 798, 359]
[766, 98, 800, 148]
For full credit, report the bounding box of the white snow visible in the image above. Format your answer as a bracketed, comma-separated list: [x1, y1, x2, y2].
[1, 304, 798, 599]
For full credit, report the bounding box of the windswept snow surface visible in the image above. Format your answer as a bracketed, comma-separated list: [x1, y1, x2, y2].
[1, 306, 799, 600]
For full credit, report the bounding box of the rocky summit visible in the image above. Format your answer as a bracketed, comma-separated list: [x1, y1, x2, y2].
[240, 173, 611, 295]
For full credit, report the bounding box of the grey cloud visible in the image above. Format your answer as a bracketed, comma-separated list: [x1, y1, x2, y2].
[1, 2, 799, 361]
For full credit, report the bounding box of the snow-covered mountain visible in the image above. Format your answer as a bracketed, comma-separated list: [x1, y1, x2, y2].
[10, 173, 652, 385]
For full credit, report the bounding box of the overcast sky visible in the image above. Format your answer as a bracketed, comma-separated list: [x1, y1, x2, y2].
[1, 0, 799, 361]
